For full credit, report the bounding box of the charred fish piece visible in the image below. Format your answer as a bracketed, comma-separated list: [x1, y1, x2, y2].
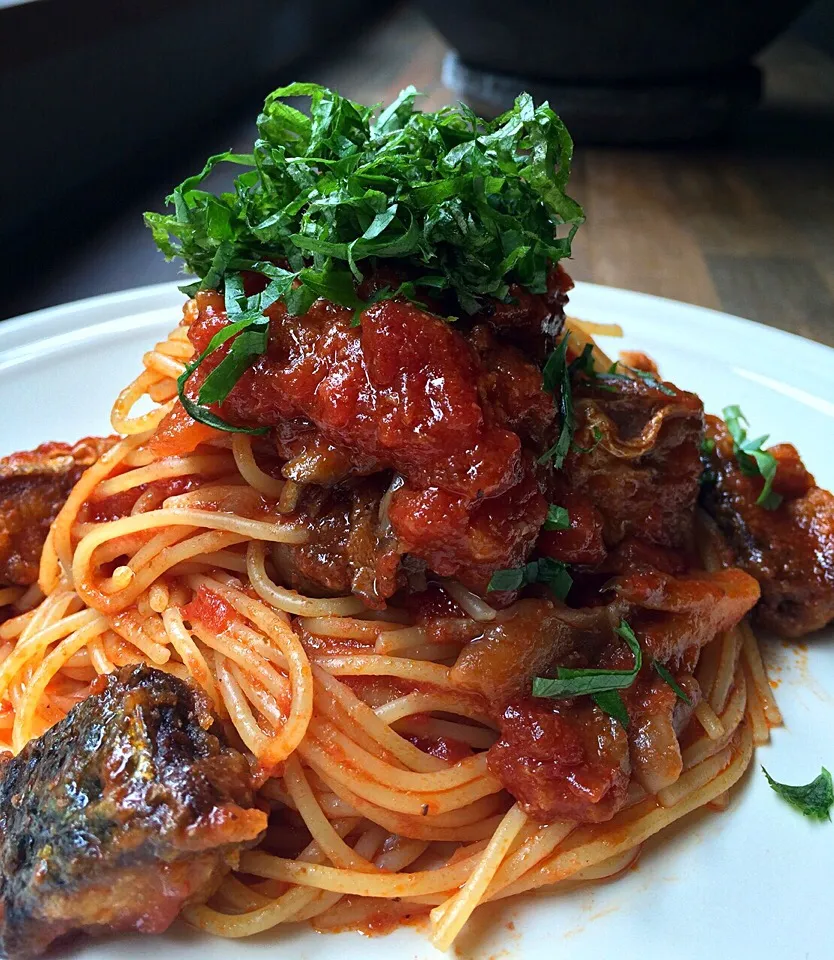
[0, 664, 267, 959]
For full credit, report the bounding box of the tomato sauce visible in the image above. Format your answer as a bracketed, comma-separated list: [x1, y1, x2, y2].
[182, 585, 236, 633]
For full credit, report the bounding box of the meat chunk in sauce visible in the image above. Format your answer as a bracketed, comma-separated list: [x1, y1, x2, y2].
[449, 599, 616, 704]
[0, 438, 116, 588]
[153, 290, 556, 592]
[277, 477, 401, 608]
[488, 698, 631, 824]
[702, 415, 834, 637]
[563, 376, 704, 551]
[0, 665, 266, 960]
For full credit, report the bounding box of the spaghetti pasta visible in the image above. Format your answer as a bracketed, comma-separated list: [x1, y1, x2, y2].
[0, 312, 780, 953]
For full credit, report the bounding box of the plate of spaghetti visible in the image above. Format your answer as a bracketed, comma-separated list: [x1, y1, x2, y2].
[0, 84, 831, 960]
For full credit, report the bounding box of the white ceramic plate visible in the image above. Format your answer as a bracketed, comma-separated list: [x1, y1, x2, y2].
[1, 282, 832, 960]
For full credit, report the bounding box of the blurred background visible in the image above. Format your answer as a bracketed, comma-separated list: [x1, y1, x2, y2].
[1, 0, 832, 345]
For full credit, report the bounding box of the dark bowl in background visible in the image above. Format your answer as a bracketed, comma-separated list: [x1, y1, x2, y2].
[417, 0, 812, 142]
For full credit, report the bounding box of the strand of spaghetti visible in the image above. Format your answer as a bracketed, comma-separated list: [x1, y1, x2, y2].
[374, 691, 496, 728]
[142, 349, 186, 379]
[570, 847, 642, 882]
[47, 435, 148, 585]
[13, 613, 109, 749]
[742, 660, 770, 745]
[192, 627, 291, 711]
[73, 508, 306, 578]
[111, 369, 175, 434]
[310, 669, 433, 770]
[147, 378, 178, 403]
[79, 530, 251, 611]
[372, 628, 429, 653]
[567, 316, 624, 339]
[430, 804, 527, 951]
[682, 669, 747, 770]
[305, 715, 494, 792]
[188, 577, 315, 737]
[657, 744, 733, 807]
[0, 588, 23, 607]
[231, 435, 285, 498]
[266, 775, 360, 818]
[148, 582, 169, 613]
[246, 541, 365, 617]
[188, 881, 322, 937]
[563, 318, 616, 370]
[88, 636, 115, 674]
[290, 825, 388, 922]
[186, 819, 363, 936]
[312, 666, 450, 772]
[491, 725, 753, 901]
[311, 654, 452, 687]
[0, 607, 99, 699]
[17, 588, 79, 644]
[229, 662, 288, 730]
[740, 620, 782, 725]
[694, 699, 725, 740]
[107, 613, 171, 664]
[91, 455, 234, 499]
[313, 766, 507, 841]
[239, 848, 487, 899]
[695, 638, 721, 704]
[162, 607, 220, 708]
[484, 821, 576, 899]
[284, 755, 378, 871]
[299, 618, 389, 641]
[392, 642, 461, 662]
[108, 525, 196, 585]
[439, 580, 496, 622]
[213, 653, 277, 760]
[710, 627, 743, 713]
[0, 611, 35, 642]
[213, 875, 275, 912]
[226, 621, 290, 668]
[394, 716, 497, 750]
[191, 611, 313, 762]
[301, 737, 501, 816]
[375, 837, 431, 872]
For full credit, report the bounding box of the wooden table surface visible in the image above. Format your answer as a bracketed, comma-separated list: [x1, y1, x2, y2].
[8, 5, 834, 348]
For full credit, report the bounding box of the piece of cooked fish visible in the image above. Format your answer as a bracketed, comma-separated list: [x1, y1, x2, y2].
[0, 664, 267, 959]
[0, 438, 117, 589]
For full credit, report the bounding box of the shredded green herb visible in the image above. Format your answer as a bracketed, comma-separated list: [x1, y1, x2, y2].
[543, 504, 570, 531]
[532, 620, 642, 727]
[762, 766, 833, 821]
[487, 558, 573, 600]
[538, 334, 576, 468]
[652, 659, 692, 705]
[146, 83, 583, 429]
[722, 405, 782, 509]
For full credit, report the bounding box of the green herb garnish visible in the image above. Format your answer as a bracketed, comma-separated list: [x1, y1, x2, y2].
[538, 334, 575, 468]
[762, 766, 833, 821]
[146, 83, 584, 429]
[487, 557, 572, 599]
[722, 405, 782, 509]
[543, 504, 570, 531]
[652, 659, 692, 705]
[532, 619, 642, 727]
